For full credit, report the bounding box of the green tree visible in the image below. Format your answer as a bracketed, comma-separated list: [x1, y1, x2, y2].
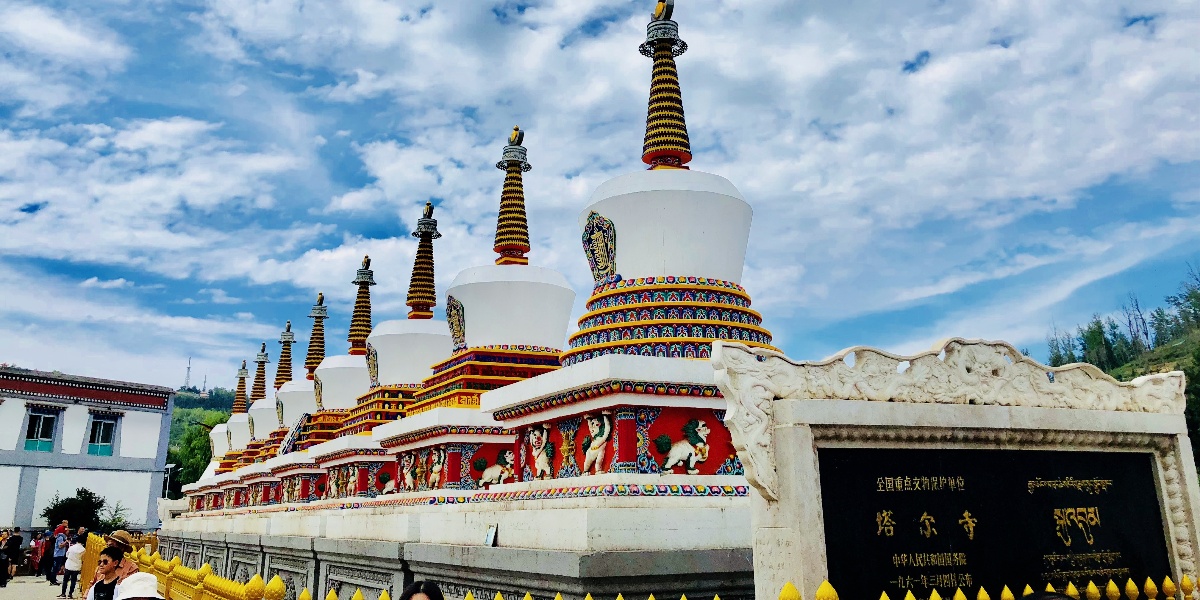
[1077, 315, 1116, 371]
[41, 488, 105, 531]
[1183, 346, 1200, 461]
[167, 410, 229, 497]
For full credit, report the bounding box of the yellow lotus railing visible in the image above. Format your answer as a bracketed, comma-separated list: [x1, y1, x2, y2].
[124, 538, 1200, 600]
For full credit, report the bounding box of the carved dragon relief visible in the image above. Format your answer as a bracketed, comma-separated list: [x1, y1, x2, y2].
[712, 338, 1187, 502]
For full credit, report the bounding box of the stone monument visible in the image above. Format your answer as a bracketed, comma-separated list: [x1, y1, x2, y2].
[713, 338, 1199, 600]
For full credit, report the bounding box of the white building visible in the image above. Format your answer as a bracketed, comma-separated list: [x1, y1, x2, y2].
[0, 366, 174, 530]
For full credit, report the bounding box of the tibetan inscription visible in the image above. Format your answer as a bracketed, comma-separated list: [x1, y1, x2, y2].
[818, 448, 1169, 600]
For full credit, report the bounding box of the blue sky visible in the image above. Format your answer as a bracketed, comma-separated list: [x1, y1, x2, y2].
[1, 0, 1198, 389]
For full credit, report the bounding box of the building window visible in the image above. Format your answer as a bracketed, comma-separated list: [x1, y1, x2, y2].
[87, 418, 117, 456]
[24, 412, 57, 452]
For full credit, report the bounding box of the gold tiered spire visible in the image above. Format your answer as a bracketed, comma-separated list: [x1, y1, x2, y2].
[232, 360, 249, 414]
[493, 126, 532, 265]
[251, 342, 269, 403]
[304, 293, 327, 380]
[348, 255, 376, 355]
[275, 321, 294, 389]
[406, 202, 442, 319]
[640, 0, 691, 169]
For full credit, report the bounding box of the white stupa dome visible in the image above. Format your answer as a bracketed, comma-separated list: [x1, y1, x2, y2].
[226, 413, 252, 451]
[367, 319, 453, 386]
[248, 395, 281, 439]
[277, 378, 316, 427]
[581, 169, 751, 283]
[313, 354, 371, 410]
[445, 265, 575, 350]
[209, 423, 230, 458]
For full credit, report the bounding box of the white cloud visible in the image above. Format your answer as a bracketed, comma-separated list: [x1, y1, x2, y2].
[80, 276, 133, 289]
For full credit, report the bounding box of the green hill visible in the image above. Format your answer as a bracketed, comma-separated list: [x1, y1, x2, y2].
[1108, 329, 1200, 381]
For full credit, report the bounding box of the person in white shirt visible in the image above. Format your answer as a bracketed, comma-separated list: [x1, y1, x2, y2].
[60, 538, 85, 598]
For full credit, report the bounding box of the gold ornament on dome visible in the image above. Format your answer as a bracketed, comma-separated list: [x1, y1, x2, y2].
[446, 295, 466, 351]
[582, 211, 617, 283]
[366, 343, 380, 389]
[314, 375, 324, 410]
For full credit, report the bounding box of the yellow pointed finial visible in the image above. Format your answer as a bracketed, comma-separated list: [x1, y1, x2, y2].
[348, 255, 376, 355]
[305, 292, 327, 378]
[954, 588, 968, 600]
[1163, 577, 1177, 600]
[905, 591, 917, 600]
[523, 594, 534, 600]
[1047, 584, 1058, 593]
[1108, 581, 1123, 600]
[639, 0, 691, 169]
[681, 595, 689, 600]
[1023, 585, 1035, 597]
[1127, 579, 1141, 600]
[350, 589, 364, 600]
[816, 581, 838, 600]
[584, 595, 594, 600]
[1087, 582, 1101, 600]
[554, 595, 563, 600]
[649, 595, 657, 600]
[406, 202, 442, 319]
[978, 588, 991, 600]
[714, 596, 721, 600]
[1146, 579, 1160, 600]
[880, 592, 891, 600]
[379, 592, 391, 600]
[276, 321, 295, 389]
[1182, 576, 1194, 600]
[494, 593, 505, 600]
[779, 582, 802, 600]
[931, 590, 943, 600]
[464, 593, 475, 600]
[615, 595, 623, 600]
[493, 127, 532, 265]
[1000, 586, 1014, 600]
[298, 590, 312, 600]
[325, 590, 338, 600]
[1065, 583, 1080, 599]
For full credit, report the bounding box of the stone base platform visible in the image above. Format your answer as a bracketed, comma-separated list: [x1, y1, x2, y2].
[161, 474, 755, 600]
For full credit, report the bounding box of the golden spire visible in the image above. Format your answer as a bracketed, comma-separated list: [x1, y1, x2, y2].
[304, 293, 327, 380]
[348, 255, 376, 355]
[275, 321, 294, 389]
[232, 360, 249, 414]
[406, 202, 442, 319]
[493, 126, 532, 265]
[640, 0, 691, 169]
[251, 342, 269, 403]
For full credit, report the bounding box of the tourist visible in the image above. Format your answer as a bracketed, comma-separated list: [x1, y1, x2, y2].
[102, 530, 139, 582]
[61, 536, 86, 598]
[49, 522, 69, 585]
[0, 536, 8, 588]
[30, 532, 44, 575]
[113, 572, 163, 600]
[85, 547, 125, 600]
[5, 526, 25, 578]
[398, 581, 445, 600]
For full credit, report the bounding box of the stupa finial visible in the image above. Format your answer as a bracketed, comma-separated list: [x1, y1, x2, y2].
[348, 255, 376, 355]
[407, 202, 442, 319]
[493, 126, 532, 265]
[232, 360, 249, 414]
[275, 321, 294, 389]
[640, 0, 691, 169]
[251, 343, 270, 404]
[305, 292, 328, 379]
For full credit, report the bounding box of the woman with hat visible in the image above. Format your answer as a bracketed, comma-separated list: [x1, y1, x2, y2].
[82, 530, 139, 599]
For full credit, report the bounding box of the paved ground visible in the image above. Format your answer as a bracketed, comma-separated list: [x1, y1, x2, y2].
[2, 573, 85, 600]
